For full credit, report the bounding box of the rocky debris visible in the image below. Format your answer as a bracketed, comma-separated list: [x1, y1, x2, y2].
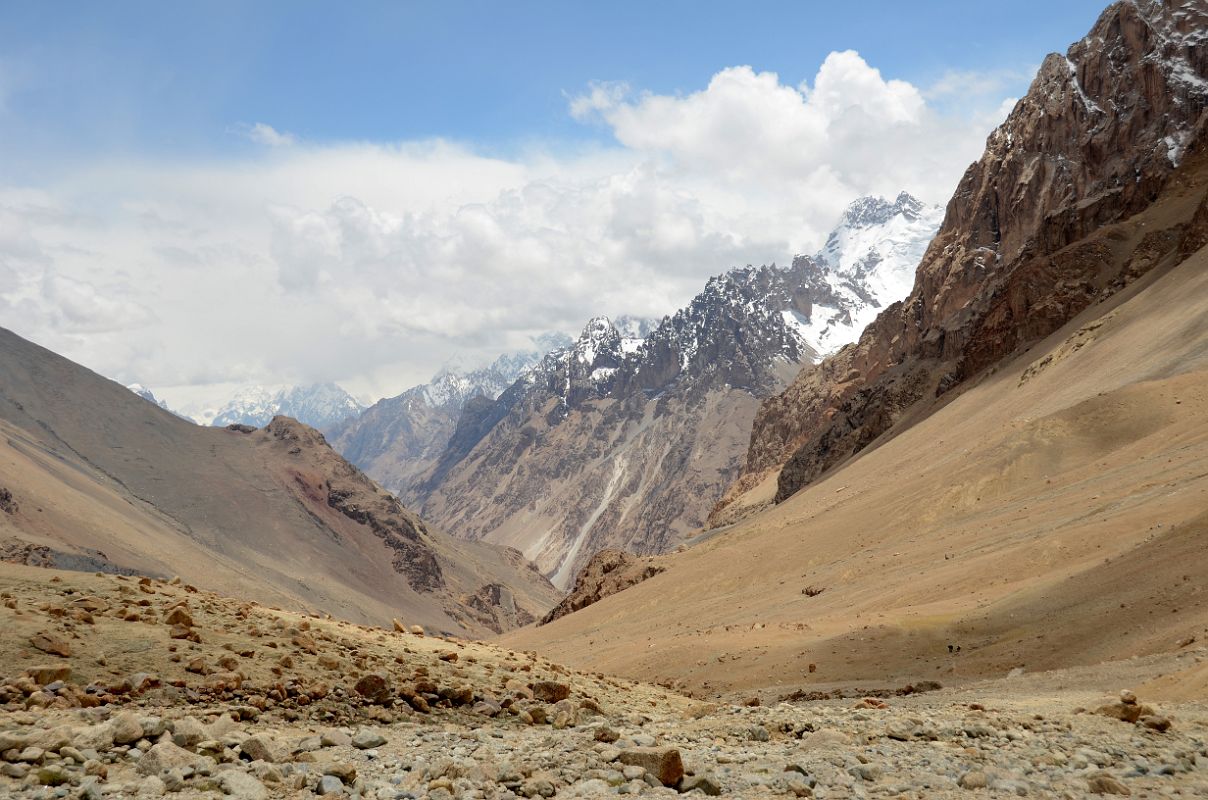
[0, 488, 16, 515]
[0, 689, 1204, 799]
[542, 549, 667, 624]
[1094, 689, 1169, 729]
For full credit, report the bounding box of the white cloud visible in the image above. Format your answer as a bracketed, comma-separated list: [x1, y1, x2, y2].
[244, 122, 297, 147]
[0, 51, 1015, 409]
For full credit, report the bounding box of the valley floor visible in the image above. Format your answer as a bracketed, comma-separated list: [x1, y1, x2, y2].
[1, 564, 1207, 799]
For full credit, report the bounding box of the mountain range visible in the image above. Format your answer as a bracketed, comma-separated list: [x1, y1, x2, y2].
[1, 0, 1205, 734]
[508, 0, 1208, 696]
[347, 193, 943, 586]
[0, 330, 558, 635]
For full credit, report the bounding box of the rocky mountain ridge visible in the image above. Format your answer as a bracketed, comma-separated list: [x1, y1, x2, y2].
[411, 197, 941, 586]
[208, 383, 365, 433]
[330, 343, 570, 504]
[712, 0, 1208, 522]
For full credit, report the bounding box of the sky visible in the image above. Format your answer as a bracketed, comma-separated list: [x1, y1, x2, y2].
[0, 0, 1110, 413]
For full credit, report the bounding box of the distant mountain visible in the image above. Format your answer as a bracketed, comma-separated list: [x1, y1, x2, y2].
[406, 196, 940, 587]
[0, 327, 560, 634]
[799, 192, 944, 355]
[331, 339, 575, 504]
[210, 382, 364, 433]
[126, 383, 173, 413]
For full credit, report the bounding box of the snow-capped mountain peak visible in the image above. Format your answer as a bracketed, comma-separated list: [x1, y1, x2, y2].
[210, 383, 363, 433]
[798, 191, 944, 356]
[573, 317, 623, 367]
[126, 383, 173, 412]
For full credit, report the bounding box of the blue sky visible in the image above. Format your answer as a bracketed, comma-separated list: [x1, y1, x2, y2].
[5, 1, 1106, 165]
[1, 1, 1113, 411]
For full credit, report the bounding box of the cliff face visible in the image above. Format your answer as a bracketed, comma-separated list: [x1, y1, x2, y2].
[719, 0, 1208, 515]
[416, 265, 815, 588]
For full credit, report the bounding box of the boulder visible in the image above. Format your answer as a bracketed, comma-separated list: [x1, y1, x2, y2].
[353, 673, 391, 704]
[240, 734, 279, 763]
[532, 680, 570, 703]
[29, 632, 71, 657]
[617, 747, 683, 787]
[136, 741, 207, 776]
[25, 665, 72, 685]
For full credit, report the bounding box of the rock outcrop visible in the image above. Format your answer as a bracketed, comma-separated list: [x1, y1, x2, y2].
[719, 0, 1208, 515]
[540, 549, 666, 625]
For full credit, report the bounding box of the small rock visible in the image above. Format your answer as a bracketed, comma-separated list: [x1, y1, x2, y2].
[618, 747, 684, 787]
[532, 680, 570, 703]
[30, 632, 71, 657]
[240, 734, 279, 763]
[1087, 774, 1131, 796]
[219, 770, 268, 799]
[959, 771, 989, 790]
[350, 728, 386, 749]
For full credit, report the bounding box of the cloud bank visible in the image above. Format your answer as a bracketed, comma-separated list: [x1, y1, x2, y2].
[0, 52, 1016, 409]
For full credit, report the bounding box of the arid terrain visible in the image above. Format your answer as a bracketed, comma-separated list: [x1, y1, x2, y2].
[3, 1, 1208, 798]
[0, 330, 558, 637]
[1, 562, 1206, 799]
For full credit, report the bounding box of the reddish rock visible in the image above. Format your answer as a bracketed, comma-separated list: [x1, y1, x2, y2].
[353, 673, 392, 704]
[25, 665, 71, 685]
[164, 607, 194, 627]
[532, 681, 570, 703]
[29, 633, 70, 658]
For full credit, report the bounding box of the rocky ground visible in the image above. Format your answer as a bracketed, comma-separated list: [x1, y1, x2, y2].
[1, 563, 1206, 799]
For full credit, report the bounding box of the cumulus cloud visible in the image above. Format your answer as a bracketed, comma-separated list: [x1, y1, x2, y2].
[1, 51, 1017, 409]
[243, 122, 297, 147]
